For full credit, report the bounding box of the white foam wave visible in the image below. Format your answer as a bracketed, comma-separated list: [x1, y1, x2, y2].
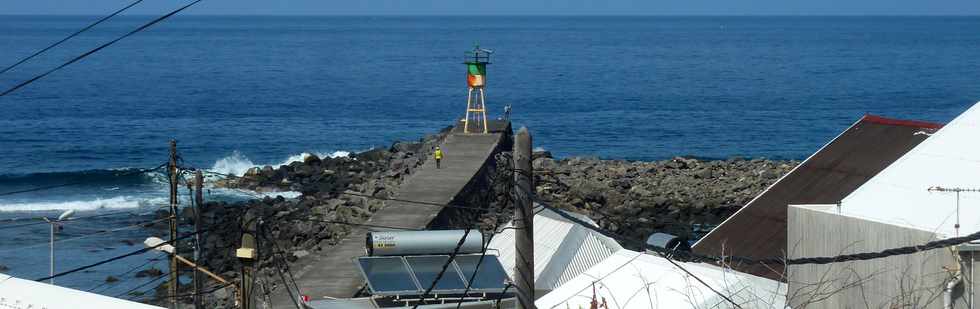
[533, 146, 547, 152]
[0, 196, 146, 212]
[210, 150, 352, 176]
[276, 151, 351, 167]
[209, 188, 302, 200]
[210, 150, 257, 177]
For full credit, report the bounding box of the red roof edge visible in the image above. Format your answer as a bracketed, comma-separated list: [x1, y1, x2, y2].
[862, 114, 944, 130]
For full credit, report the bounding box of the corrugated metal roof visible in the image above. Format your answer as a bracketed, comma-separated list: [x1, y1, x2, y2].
[692, 113, 940, 280]
[535, 250, 787, 309]
[487, 204, 623, 293]
[0, 273, 165, 309]
[840, 101, 980, 237]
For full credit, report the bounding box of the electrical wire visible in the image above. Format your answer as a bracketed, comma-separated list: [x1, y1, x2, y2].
[534, 200, 745, 308]
[141, 281, 236, 303]
[258, 221, 303, 309]
[454, 232, 498, 309]
[288, 217, 421, 231]
[114, 269, 172, 298]
[34, 227, 209, 282]
[87, 253, 167, 293]
[0, 0, 147, 75]
[193, 169, 492, 212]
[412, 228, 472, 309]
[536, 198, 980, 265]
[0, 0, 206, 97]
[0, 209, 157, 231]
[0, 217, 169, 253]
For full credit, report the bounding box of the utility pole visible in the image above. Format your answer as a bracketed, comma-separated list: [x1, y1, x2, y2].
[168, 140, 179, 309]
[238, 232, 257, 309]
[513, 127, 536, 309]
[193, 171, 204, 309]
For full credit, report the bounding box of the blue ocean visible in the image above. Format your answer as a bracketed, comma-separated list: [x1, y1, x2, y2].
[0, 15, 978, 296]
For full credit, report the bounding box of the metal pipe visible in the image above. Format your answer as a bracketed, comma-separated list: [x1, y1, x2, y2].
[946, 272, 962, 309]
[49, 222, 54, 284]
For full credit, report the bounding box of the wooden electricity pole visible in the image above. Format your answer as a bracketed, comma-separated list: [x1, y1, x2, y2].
[168, 140, 179, 309]
[513, 127, 536, 309]
[193, 171, 204, 309]
[239, 233, 257, 309]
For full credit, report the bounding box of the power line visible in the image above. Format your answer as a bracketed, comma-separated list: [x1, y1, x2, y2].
[289, 217, 421, 231]
[536, 199, 980, 266]
[87, 253, 167, 293]
[455, 232, 498, 309]
[34, 227, 209, 282]
[0, 217, 169, 253]
[194, 168, 496, 212]
[0, 209, 157, 231]
[0, 0, 206, 97]
[413, 228, 473, 309]
[258, 222, 303, 309]
[535, 201, 746, 308]
[0, 0, 147, 75]
[114, 268, 172, 298]
[139, 280, 236, 303]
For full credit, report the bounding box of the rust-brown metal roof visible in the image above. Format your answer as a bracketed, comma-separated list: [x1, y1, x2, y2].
[691, 114, 942, 280]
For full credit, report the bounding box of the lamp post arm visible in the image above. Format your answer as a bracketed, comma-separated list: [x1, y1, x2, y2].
[174, 254, 230, 285]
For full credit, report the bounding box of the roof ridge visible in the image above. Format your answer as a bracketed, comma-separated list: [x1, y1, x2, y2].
[862, 114, 943, 129]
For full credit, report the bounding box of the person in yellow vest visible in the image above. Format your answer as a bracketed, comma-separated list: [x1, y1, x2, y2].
[434, 146, 443, 169]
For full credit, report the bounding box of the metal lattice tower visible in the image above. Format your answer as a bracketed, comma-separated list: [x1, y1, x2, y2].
[463, 45, 492, 134]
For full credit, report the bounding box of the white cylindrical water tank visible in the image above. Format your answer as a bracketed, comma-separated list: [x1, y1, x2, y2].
[366, 230, 484, 256]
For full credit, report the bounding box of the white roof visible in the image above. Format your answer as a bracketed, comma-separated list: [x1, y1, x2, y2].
[840, 102, 980, 237]
[0, 273, 165, 309]
[487, 205, 622, 292]
[535, 250, 788, 309]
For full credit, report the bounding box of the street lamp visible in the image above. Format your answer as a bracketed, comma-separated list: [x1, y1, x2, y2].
[43, 209, 75, 284]
[143, 237, 232, 294]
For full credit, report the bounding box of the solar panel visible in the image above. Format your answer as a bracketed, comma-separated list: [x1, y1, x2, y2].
[454, 255, 510, 290]
[406, 256, 468, 291]
[356, 254, 512, 296]
[356, 256, 420, 294]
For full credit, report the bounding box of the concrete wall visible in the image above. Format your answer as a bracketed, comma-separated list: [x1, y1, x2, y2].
[787, 206, 963, 309]
[429, 122, 513, 229]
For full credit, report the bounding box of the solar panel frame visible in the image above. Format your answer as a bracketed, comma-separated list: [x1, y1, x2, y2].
[354, 256, 423, 295]
[356, 254, 512, 296]
[405, 255, 469, 291]
[453, 255, 511, 292]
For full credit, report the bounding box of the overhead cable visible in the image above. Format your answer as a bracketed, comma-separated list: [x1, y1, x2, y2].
[0, 0, 205, 97]
[0, 0, 147, 75]
[34, 227, 209, 282]
[536, 200, 980, 266]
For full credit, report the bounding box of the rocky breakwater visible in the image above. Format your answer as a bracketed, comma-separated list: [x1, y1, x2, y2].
[532, 154, 798, 249]
[146, 129, 454, 308]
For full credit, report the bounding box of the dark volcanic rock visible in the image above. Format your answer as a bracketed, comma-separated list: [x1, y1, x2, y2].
[533, 156, 798, 249]
[184, 128, 455, 308]
[135, 267, 163, 278]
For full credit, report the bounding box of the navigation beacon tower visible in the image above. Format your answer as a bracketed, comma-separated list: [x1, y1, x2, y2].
[463, 45, 492, 134]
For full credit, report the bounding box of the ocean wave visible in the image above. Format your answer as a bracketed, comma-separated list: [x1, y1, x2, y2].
[0, 168, 160, 188]
[209, 150, 257, 177]
[209, 188, 303, 200]
[0, 196, 161, 212]
[209, 150, 352, 176]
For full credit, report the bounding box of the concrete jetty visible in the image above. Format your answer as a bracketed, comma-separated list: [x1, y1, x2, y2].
[272, 120, 511, 305]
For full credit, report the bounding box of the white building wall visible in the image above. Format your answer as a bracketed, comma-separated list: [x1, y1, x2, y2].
[787, 205, 963, 309]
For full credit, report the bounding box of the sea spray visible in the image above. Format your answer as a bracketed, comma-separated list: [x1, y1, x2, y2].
[210, 150, 352, 176]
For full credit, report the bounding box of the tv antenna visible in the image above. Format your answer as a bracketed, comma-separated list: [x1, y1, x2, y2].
[927, 186, 980, 237]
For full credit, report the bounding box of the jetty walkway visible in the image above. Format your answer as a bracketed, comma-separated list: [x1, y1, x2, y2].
[273, 120, 511, 305]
